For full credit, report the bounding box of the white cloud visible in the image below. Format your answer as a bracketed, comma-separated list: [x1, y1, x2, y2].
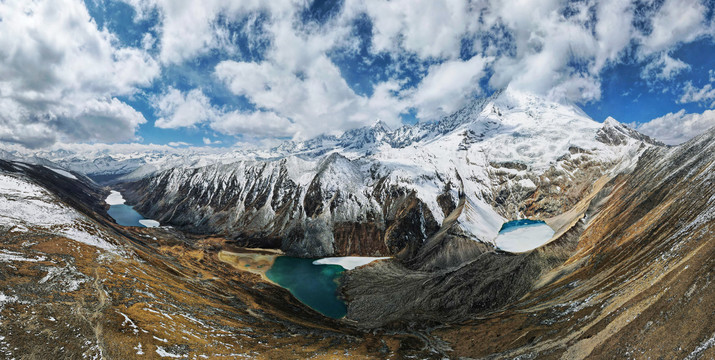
[18, 0, 704, 147]
[202, 137, 222, 145]
[214, 55, 407, 139]
[342, 0, 479, 59]
[486, 1, 606, 103]
[641, 53, 690, 80]
[638, 0, 709, 55]
[411, 56, 489, 119]
[680, 81, 715, 108]
[168, 141, 190, 147]
[3, 141, 181, 155]
[151, 86, 304, 138]
[154, 88, 216, 129]
[593, 0, 634, 71]
[121, 0, 714, 140]
[634, 109, 715, 145]
[210, 111, 298, 138]
[0, 0, 159, 148]
[122, 0, 300, 64]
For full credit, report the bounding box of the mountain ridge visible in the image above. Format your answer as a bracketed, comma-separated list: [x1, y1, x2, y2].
[113, 88, 661, 265]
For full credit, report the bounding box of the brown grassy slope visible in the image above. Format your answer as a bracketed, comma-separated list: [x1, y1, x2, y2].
[436, 129, 715, 359]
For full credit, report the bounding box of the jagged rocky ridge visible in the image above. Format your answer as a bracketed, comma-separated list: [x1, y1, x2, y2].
[118, 89, 661, 264]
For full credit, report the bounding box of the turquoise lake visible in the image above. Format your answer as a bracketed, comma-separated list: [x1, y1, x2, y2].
[107, 204, 154, 227]
[499, 219, 547, 232]
[265, 256, 347, 319]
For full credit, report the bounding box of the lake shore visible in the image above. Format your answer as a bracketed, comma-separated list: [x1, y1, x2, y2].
[217, 248, 281, 283]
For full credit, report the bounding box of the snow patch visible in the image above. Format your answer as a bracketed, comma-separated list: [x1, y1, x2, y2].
[45, 166, 78, 180]
[156, 346, 182, 358]
[494, 222, 555, 253]
[0, 174, 118, 253]
[518, 178, 537, 188]
[312, 256, 390, 270]
[59, 227, 117, 252]
[0, 249, 45, 263]
[138, 219, 160, 227]
[105, 190, 126, 205]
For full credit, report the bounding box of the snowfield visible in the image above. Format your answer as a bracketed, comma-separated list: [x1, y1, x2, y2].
[45, 166, 78, 180]
[313, 257, 390, 270]
[138, 219, 160, 227]
[0, 174, 118, 253]
[494, 222, 556, 253]
[105, 190, 126, 205]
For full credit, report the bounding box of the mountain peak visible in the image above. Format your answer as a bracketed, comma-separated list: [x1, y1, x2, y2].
[597, 117, 665, 147]
[371, 119, 391, 132]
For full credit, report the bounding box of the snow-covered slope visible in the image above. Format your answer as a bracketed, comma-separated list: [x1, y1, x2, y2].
[117, 88, 662, 261]
[0, 161, 119, 252]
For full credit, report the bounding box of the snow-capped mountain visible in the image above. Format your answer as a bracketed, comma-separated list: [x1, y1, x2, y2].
[117, 88, 662, 263]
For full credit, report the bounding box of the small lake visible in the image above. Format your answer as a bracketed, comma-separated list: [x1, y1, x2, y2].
[265, 257, 347, 319]
[106, 191, 159, 228]
[494, 219, 555, 253]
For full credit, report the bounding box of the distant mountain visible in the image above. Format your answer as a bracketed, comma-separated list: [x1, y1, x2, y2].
[116, 88, 661, 265]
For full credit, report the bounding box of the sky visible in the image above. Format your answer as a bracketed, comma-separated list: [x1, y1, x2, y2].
[0, 0, 714, 150]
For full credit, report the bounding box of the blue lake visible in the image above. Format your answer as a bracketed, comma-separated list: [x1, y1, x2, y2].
[107, 204, 151, 227]
[265, 256, 347, 319]
[106, 191, 159, 228]
[499, 219, 547, 232]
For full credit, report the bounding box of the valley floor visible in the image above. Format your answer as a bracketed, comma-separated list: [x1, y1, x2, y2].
[0, 225, 434, 359]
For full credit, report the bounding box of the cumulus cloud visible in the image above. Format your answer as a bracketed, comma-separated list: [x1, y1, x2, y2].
[641, 53, 691, 80]
[214, 56, 406, 139]
[154, 88, 216, 129]
[151, 86, 300, 139]
[131, 0, 713, 141]
[634, 109, 715, 145]
[4, 0, 714, 148]
[638, 0, 709, 55]
[0, 0, 159, 148]
[121, 0, 300, 64]
[680, 81, 715, 108]
[342, 0, 479, 59]
[411, 56, 490, 119]
[202, 138, 222, 145]
[210, 111, 299, 138]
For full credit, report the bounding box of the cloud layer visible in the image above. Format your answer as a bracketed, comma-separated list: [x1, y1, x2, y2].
[634, 109, 715, 145]
[0, 0, 713, 147]
[0, 0, 159, 148]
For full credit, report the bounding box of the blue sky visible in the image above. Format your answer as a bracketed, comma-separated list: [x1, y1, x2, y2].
[0, 0, 714, 149]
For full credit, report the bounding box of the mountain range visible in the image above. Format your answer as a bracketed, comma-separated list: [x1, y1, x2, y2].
[0, 88, 713, 359]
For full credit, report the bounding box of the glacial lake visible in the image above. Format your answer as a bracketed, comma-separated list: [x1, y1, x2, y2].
[494, 219, 555, 253]
[106, 191, 159, 228]
[265, 257, 347, 319]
